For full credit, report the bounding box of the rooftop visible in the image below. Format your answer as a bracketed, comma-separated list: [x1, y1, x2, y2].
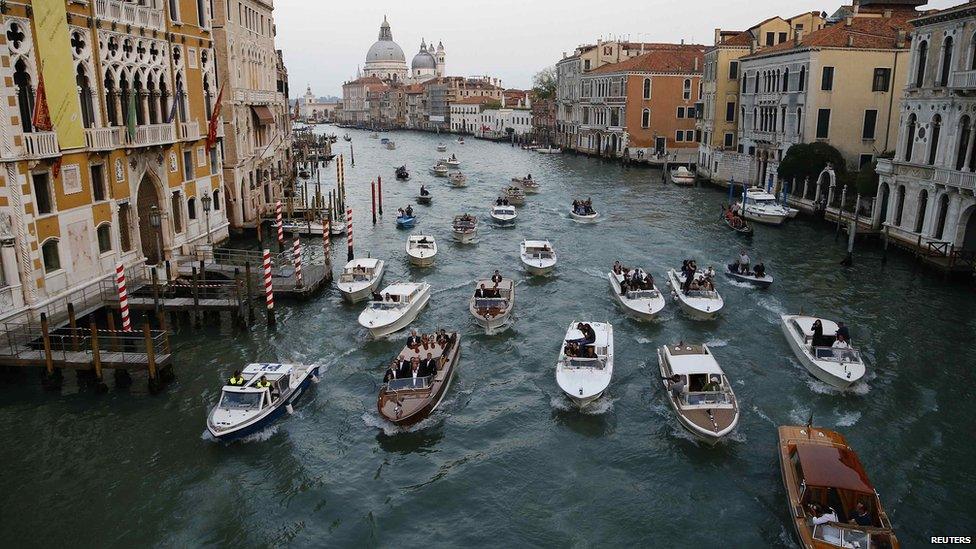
[587, 46, 705, 75]
[743, 10, 917, 60]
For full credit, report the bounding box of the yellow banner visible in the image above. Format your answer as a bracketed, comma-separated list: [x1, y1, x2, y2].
[32, 0, 85, 150]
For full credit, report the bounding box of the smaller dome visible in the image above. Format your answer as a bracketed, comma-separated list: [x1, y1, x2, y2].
[411, 43, 437, 70]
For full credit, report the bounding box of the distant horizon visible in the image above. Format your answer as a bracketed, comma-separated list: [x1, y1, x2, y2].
[276, 0, 962, 98]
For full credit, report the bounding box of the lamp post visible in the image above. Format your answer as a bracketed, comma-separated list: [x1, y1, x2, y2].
[148, 205, 163, 265]
[201, 194, 212, 244]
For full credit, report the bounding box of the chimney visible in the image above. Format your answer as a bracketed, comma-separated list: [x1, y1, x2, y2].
[897, 30, 907, 49]
[883, 9, 892, 19]
[563, 51, 567, 59]
[525, 92, 531, 109]
[501, 93, 506, 108]
[795, 30, 803, 45]
[845, 17, 853, 27]
[681, 38, 685, 45]
[694, 57, 699, 71]
[751, 38, 759, 54]
[848, 35, 855, 47]
[714, 28, 722, 46]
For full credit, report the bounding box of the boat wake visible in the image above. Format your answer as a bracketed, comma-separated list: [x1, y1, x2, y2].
[834, 410, 862, 427]
[361, 411, 442, 435]
[704, 338, 729, 348]
[635, 336, 653, 345]
[724, 278, 758, 289]
[755, 295, 788, 320]
[750, 405, 778, 426]
[549, 394, 615, 415]
[432, 279, 473, 294]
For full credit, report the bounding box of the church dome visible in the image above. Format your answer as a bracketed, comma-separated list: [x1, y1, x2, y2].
[411, 42, 437, 70]
[366, 16, 405, 63]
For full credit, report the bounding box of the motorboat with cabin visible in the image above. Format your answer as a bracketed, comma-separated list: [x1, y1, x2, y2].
[666, 269, 724, 320]
[570, 199, 599, 222]
[406, 234, 437, 267]
[377, 331, 461, 426]
[448, 172, 467, 187]
[670, 166, 696, 186]
[442, 155, 460, 168]
[436, 143, 448, 152]
[520, 239, 557, 276]
[555, 321, 614, 408]
[358, 282, 432, 337]
[468, 277, 515, 334]
[429, 163, 449, 177]
[780, 315, 865, 389]
[503, 186, 525, 205]
[658, 343, 739, 444]
[490, 204, 517, 225]
[452, 214, 477, 243]
[607, 267, 665, 320]
[741, 187, 798, 226]
[778, 424, 900, 548]
[207, 362, 320, 441]
[337, 257, 386, 303]
[512, 176, 540, 193]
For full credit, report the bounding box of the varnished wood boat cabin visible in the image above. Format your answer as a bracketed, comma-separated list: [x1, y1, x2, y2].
[778, 425, 898, 549]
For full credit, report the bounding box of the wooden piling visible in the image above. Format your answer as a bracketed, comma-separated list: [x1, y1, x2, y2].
[371, 181, 376, 224]
[191, 266, 201, 328]
[377, 176, 383, 216]
[165, 260, 172, 282]
[144, 323, 158, 391]
[150, 267, 161, 323]
[90, 319, 102, 382]
[40, 312, 54, 376]
[67, 302, 79, 351]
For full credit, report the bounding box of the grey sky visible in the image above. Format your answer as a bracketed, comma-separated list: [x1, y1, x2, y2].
[275, 0, 961, 98]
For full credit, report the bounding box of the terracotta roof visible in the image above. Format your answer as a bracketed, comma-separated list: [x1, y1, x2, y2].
[404, 84, 425, 94]
[723, 30, 756, 47]
[743, 11, 916, 59]
[452, 96, 497, 105]
[587, 46, 705, 75]
[788, 10, 825, 21]
[345, 76, 384, 86]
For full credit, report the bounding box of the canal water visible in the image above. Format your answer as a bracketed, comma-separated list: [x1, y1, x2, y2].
[2, 125, 974, 547]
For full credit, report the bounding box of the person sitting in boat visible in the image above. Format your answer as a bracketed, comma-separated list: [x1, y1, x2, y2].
[409, 357, 423, 386]
[849, 502, 873, 527]
[475, 283, 489, 299]
[495, 196, 505, 206]
[420, 353, 438, 377]
[526, 174, 532, 180]
[405, 205, 414, 217]
[753, 261, 766, 278]
[384, 360, 399, 383]
[407, 329, 422, 350]
[228, 370, 244, 386]
[702, 376, 721, 392]
[836, 321, 851, 345]
[396, 207, 405, 218]
[491, 270, 503, 284]
[420, 333, 431, 350]
[420, 185, 429, 196]
[613, 261, 623, 275]
[564, 341, 579, 357]
[705, 266, 716, 280]
[808, 504, 838, 526]
[436, 330, 449, 347]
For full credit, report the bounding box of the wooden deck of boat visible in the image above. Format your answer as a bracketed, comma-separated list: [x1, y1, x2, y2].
[681, 406, 737, 433]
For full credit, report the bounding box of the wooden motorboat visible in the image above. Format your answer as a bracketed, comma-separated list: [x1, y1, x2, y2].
[448, 172, 467, 187]
[406, 235, 437, 267]
[780, 315, 865, 389]
[207, 362, 320, 441]
[489, 204, 517, 225]
[666, 269, 724, 320]
[520, 239, 556, 276]
[468, 277, 515, 334]
[457, 136, 465, 144]
[395, 214, 416, 229]
[778, 425, 900, 548]
[512, 177, 540, 193]
[503, 186, 525, 206]
[416, 191, 432, 205]
[724, 264, 773, 288]
[658, 343, 739, 444]
[555, 321, 613, 408]
[358, 282, 431, 337]
[336, 257, 385, 303]
[395, 166, 410, 180]
[452, 214, 477, 243]
[377, 332, 461, 426]
[429, 164, 449, 177]
[607, 269, 665, 320]
[670, 166, 696, 186]
[741, 187, 797, 225]
[436, 143, 448, 152]
[281, 219, 325, 236]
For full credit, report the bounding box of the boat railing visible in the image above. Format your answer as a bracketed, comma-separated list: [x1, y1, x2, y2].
[812, 523, 871, 548]
[625, 289, 660, 300]
[385, 375, 433, 392]
[812, 346, 862, 364]
[685, 289, 719, 299]
[683, 391, 732, 406]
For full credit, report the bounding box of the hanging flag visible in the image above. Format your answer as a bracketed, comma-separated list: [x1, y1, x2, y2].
[126, 88, 137, 141]
[166, 84, 181, 124]
[51, 157, 63, 180]
[31, 68, 53, 132]
[206, 85, 224, 150]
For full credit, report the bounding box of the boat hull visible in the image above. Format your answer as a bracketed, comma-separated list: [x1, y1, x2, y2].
[522, 258, 555, 276]
[407, 252, 435, 267]
[362, 292, 430, 338]
[724, 268, 773, 288]
[563, 389, 604, 408]
[608, 274, 665, 320]
[454, 230, 477, 243]
[207, 366, 319, 441]
[378, 338, 461, 426]
[570, 212, 599, 223]
[743, 209, 788, 225]
[779, 319, 859, 389]
[666, 271, 722, 320]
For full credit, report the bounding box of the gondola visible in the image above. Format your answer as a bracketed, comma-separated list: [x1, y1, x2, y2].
[722, 212, 753, 235]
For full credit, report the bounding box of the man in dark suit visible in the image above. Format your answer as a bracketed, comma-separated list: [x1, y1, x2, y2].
[406, 329, 421, 349]
[383, 360, 399, 383]
[397, 357, 412, 378]
[475, 284, 487, 299]
[421, 353, 437, 377]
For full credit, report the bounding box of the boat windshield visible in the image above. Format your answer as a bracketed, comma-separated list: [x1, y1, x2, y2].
[386, 376, 433, 391]
[684, 391, 732, 406]
[813, 347, 862, 364]
[626, 289, 660, 300]
[525, 249, 554, 259]
[563, 357, 606, 369]
[454, 220, 476, 230]
[474, 297, 508, 309]
[340, 271, 372, 282]
[812, 523, 872, 548]
[411, 241, 435, 249]
[218, 390, 263, 410]
[685, 289, 719, 299]
[368, 300, 405, 310]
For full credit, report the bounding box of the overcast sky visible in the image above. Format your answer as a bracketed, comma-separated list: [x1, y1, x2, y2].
[275, 0, 961, 98]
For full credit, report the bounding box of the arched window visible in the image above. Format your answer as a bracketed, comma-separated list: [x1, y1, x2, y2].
[753, 108, 757, 129]
[159, 80, 169, 123]
[119, 73, 131, 127]
[904, 114, 917, 162]
[682, 79, 691, 100]
[76, 65, 95, 128]
[928, 114, 941, 165]
[782, 68, 790, 91]
[41, 239, 61, 273]
[956, 115, 971, 170]
[915, 189, 929, 233]
[939, 36, 953, 87]
[796, 107, 802, 135]
[799, 66, 806, 91]
[212, 189, 221, 210]
[14, 59, 34, 133]
[934, 193, 950, 239]
[641, 108, 650, 128]
[176, 74, 187, 123]
[204, 79, 213, 120]
[642, 78, 651, 99]
[754, 72, 759, 93]
[915, 40, 928, 87]
[188, 197, 197, 220]
[894, 186, 906, 226]
[133, 72, 146, 126]
[970, 32, 976, 70]
[104, 70, 118, 126]
[96, 223, 112, 253]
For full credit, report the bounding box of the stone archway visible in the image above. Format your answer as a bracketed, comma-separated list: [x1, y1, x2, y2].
[594, 133, 602, 155]
[958, 205, 976, 252]
[875, 182, 890, 229]
[136, 174, 163, 264]
[610, 133, 618, 157]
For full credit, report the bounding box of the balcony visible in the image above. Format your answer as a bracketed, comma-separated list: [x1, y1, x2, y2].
[875, 158, 894, 176]
[85, 127, 125, 151]
[127, 123, 176, 148]
[233, 89, 283, 104]
[94, 0, 165, 31]
[932, 166, 976, 192]
[179, 121, 201, 142]
[948, 70, 976, 91]
[23, 132, 60, 159]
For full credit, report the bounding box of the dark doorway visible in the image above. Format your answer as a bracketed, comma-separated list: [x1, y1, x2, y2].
[137, 175, 162, 264]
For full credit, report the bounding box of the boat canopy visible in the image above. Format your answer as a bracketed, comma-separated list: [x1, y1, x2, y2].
[242, 363, 292, 378]
[665, 344, 723, 376]
[343, 258, 380, 272]
[380, 282, 422, 300]
[794, 444, 875, 494]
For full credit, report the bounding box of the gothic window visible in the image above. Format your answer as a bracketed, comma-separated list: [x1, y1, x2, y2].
[147, 76, 158, 124]
[159, 80, 170, 123]
[957, 115, 971, 170]
[133, 72, 146, 126]
[14, 59, 34, 133]
[939, 36, 953, 87]
[119, 204, 133, 251]
[41, 239, 61, 273]
[915, 41, 928, 87]
[119, 73, 131, 126]
[104, 70, 118, 126]
[904, 114, 917, 162]
[928, 114, 941, 165]
[97, 224, 113, 253]
[76, 65, 95, 128]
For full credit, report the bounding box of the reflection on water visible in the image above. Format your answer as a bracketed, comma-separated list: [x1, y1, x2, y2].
[0, 124, 973, 547]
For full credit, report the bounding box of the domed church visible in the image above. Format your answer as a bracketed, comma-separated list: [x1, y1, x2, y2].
[362, 16, 445, 84]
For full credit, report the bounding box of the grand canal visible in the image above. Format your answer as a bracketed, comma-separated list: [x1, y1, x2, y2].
[2, 125, 974, 547]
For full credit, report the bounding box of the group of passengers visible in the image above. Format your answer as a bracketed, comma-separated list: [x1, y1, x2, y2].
[370, 291, 405, 303]
[564, 323, 598, 359]
[729, 250, 767, 278]
[811, 319, 853, 350]
[383, 329, 456, 383]
[227, 372, 277, 401]
[572, 198, 595, 216]
[613, 261, 656, 294]
[680, 260, 716, 295]
[495, 196, 511, 206]
[384, 354, 438, 383]
[723, 203, 746, 229]
[396, 205, 414, 218]
[806, 501, 873, 528]
[405, 328, 451, 353]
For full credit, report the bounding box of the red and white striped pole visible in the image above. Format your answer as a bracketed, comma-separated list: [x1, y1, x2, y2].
[275, 200, 284, 251]
[115, 262, 131, 331]
[346, 207, 354, 261]
[262, 248, 275, 326]
[323, 214, 331, 270]
[293, 237, 303, 287]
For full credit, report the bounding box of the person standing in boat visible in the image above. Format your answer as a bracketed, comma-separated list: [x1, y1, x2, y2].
[667, 375, 687, 401]
[753, 260, 766, 279]
[407, 329, 422, 350]
[738, 250, 751, 274]
[228, 370, 244, 386]
[420, 185, 429, 196]
[421, 353, 437, 377]
[491, 270, 503, 285]
[405, 205, 413, 217]
[683, 263, 696, 295]
[384, 360, 399, 383]
[475, 283, 488, 299]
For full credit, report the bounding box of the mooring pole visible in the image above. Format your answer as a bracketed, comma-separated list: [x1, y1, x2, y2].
[346, 207, 354, 261]
[40, 312, 54, 376]
[67, 302, 79, 351]
[263, 249, 276, 327]
[371, 180, 377, 225]
[89, 319, 103, 384]
[144, 322, 158, 393]
[377, 175, 383, 216]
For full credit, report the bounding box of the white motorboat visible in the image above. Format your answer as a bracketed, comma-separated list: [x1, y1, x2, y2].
[670, 166, 696, 186]
[489, 204, 517, 225]
[724, 264, 773, 288]
[536, 147, 562, 154]
[358, 282, 431, 338]
[512, 177, 540, 193]
[452, 214, 477, 243]
[457, 136, 465, 144]
[336, 257, 386, 303]
[281, 219, 325, 236]
[442, 156, 460, 168]
[429, 164, 449, 177]
[207, 362, 320, 441]
[607, 269, 665, 320]
[657, 343, 739, 444]
[556, 321, 613, 408]
[666, 269, 724, 320]
[503, 186, 526, 206]
[520, 239, 557, 276]
[741, 187, 798, 226]
[780, 315, 866, 389]
[385, 140, 396, 150]
[436, 143, 448, 152]
[468, 277, 515, 334]
[570, 201, 599, 222]
[405, 234, 437, 267]
[448, 172, 467, 187]
[570, 210, 599, 223]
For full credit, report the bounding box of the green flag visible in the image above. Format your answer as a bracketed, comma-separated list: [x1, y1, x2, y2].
[126, 89, 137, 141]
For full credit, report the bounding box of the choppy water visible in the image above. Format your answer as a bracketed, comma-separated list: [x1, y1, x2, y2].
[2, 125, 974, 547]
